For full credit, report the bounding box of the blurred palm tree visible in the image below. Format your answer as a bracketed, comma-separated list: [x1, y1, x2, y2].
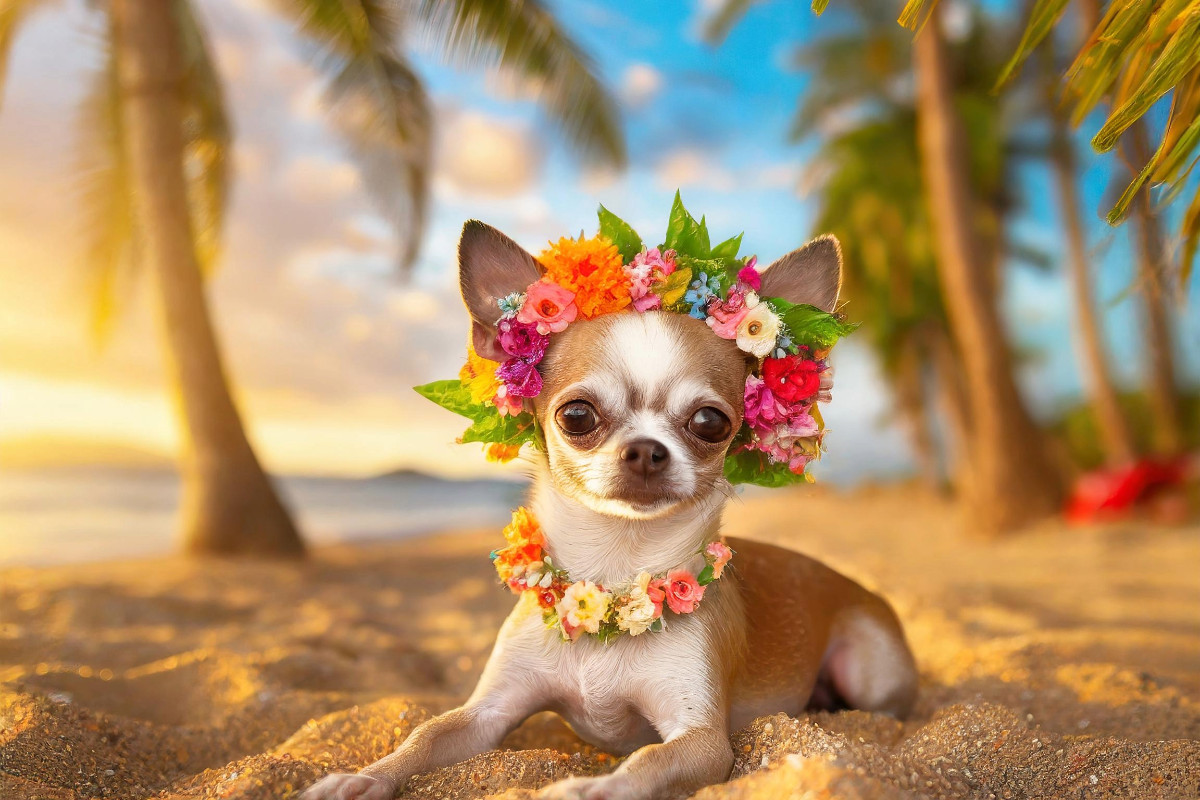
[991, 0, 1198, 456]
[0, 0, 624, 555]
[708, 0, 1067, 533]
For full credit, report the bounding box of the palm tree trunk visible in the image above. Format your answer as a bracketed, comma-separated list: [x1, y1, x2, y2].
[111, 0, 303, 556]
[1049, 114, 1137, 466]
[913, 7, 1064, 534]
[1127, 121, 1184, 457]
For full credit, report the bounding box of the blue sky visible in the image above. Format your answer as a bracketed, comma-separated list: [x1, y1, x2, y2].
[0, 0, 1195, 481]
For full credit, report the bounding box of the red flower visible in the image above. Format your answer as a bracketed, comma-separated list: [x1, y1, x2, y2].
[761, 354, 821, 403]
[535, 586, 562, 609]
[662, 570, 705, 615]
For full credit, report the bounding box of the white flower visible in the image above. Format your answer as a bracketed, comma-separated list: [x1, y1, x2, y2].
[615, 572, 662, 636]
[736, 304, 781, 358]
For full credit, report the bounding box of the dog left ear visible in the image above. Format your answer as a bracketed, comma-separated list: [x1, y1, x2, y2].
[757, 234, 843, 313]
[458, 220, 543, 361]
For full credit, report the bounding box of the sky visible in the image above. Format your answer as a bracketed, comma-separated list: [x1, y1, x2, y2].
[0, 0, 1197, 482]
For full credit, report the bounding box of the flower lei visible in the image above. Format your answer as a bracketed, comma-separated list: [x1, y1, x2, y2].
[415, 193, 857, 487]
[493, 507, 734, 642]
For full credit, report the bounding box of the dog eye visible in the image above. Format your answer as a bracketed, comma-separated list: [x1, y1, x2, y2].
[687, 407, 732, 442]
[556, 401, 600, 436]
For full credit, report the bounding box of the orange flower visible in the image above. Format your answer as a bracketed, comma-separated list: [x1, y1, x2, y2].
[459, 341, 502, 405]
[538, 235, 631, 319]
[485, 442, 522, 463]
[503, 506, 544, 549]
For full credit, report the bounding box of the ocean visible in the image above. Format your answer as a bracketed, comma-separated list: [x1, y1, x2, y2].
[0, 467, 527, 567]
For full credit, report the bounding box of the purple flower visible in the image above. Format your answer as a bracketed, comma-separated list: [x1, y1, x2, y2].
[497, 357, 543, 398]
[498, 317, 549, 362]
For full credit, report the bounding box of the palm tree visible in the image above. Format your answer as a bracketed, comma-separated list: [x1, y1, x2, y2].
[910, 6, 1066, 533]
[1038, 38, 1138, 466]
[0, 0, 624, 555]
[796, 8, 1035, 494]
[997, 0, 1195, 457]
[709, 0, 1067, 532]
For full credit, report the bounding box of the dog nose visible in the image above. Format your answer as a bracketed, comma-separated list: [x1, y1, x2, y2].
[620, 438, 669, 478]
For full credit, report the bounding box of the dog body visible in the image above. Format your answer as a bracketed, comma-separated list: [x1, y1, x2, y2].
[303, 226, 917, 800]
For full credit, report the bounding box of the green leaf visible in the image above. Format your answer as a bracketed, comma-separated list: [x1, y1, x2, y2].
[663, 191, 711, 259]
[772, 300, 859, 349]
[461, 410, 538, 446]
[709, 232, 744, 261]
[414, 380, 479, 418]
[723, 449, 810, 488]
[598, 204, 643, 262]
[697, 564, 715, 586]
[811, 0, 830, 14]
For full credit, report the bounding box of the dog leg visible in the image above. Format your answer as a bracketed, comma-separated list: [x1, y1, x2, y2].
[301, 695, 536, 800]
[537, 727, 733, 800]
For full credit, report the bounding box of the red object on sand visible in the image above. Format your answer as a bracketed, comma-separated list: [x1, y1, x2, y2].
[1065, 457, 1189, 524]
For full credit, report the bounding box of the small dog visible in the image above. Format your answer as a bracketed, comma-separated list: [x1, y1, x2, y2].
[304, 223, 917, 800]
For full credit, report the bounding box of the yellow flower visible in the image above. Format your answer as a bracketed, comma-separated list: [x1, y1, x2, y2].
[459, 341, 502, 405]
[538, 235, 631, 319]
[557, 580, 612, 637]
[485, 442, 522, 463]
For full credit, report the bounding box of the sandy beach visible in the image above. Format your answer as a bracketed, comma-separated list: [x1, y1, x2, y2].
[2, 485, 1198, 799]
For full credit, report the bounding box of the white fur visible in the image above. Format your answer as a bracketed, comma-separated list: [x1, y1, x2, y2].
[541, 314, 736, 520]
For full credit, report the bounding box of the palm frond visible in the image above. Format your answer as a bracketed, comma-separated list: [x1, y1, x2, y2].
[175, 0, 232, 274]
[279, 0, 431, 272]
[75, 30, 137, 345]
[0, 0, 48, 111]
[992, 0, 1072, 91]
[408, 0, 624, 169]
[699, 0, 755, 45]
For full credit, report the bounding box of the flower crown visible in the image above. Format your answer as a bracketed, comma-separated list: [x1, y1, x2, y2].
[415, 194, 856, 487]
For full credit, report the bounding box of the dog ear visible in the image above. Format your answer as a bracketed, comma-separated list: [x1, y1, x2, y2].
[459, 220, 543, 361]
[757, 234, 842, 313]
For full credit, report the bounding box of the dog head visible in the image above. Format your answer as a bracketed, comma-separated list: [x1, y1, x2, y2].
[458, 221, 842, 520]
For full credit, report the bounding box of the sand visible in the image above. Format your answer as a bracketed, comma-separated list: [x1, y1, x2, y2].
[1, 485, 1198, 799]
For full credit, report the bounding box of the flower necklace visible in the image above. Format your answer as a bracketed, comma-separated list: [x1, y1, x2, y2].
[415, 193, 857, 489]
[491, 507, 734, 643]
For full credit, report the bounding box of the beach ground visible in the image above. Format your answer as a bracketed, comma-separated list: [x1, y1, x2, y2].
[1, 485, 1198, 799]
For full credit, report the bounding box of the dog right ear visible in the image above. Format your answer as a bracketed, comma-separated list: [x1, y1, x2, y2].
[458, 220, 543, 361]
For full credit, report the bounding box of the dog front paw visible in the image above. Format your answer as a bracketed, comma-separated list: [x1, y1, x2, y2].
[536, 774, 632, 800]
[300, 772, 394, 800]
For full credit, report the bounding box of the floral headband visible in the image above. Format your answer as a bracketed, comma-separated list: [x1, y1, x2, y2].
[416, 194, 856, 487]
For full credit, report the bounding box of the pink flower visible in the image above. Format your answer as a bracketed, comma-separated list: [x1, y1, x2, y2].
[705, 288, 757, 339]
[497, 358, 543, 398]
[705, 542, 733, 579]
[633, 293, 662, 312]
[737, 256, 761, 291]
[663, 569, 705, 615]
[492, 385, 524, 416]
[517, 280, 578, 335]
[744, 375, 816, 433]
[647, 578, 666, 617]
[626, 248, 677, 313]
[497, 317, 549, 361]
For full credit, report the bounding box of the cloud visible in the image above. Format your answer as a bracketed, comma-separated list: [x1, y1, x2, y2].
[621, 63, 664, 107]
[654, 148, 735, 191]
[434, 110, 542, 197]
[280, 155, 360, 201]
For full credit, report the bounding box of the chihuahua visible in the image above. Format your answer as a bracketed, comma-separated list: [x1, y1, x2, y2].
[303, 222, 917, 800]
